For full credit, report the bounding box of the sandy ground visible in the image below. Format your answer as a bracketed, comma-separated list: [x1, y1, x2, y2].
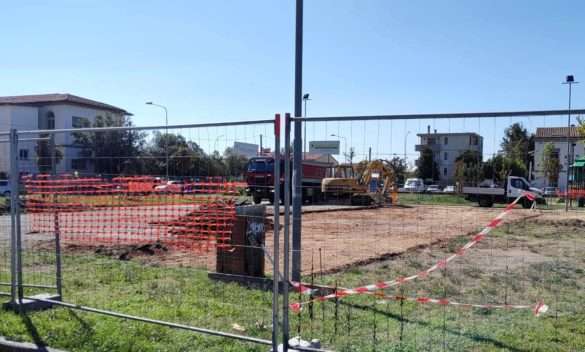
[0, 204, 578, 276]
[266, 205, 541, 274]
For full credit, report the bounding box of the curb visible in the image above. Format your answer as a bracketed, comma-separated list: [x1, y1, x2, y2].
[0, 337, 65, 352]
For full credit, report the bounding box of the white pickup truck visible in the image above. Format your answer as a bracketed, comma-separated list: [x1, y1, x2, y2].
[462, 176, 545, 208]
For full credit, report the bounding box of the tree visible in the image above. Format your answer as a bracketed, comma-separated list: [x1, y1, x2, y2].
[144, 133, 197, 177]
[416, 147, 439, 181]
[344, 147, 356, 166]
[387, 156, 407, 185]
[454, 150, 482, 186]
[74, 115, 145, 176]
[482, 154, 527, 184]
[501, 123, 534, 168]
[578, 116, 585, 137]
[223, 147, 249, 178]
[541, 142, 561, 186]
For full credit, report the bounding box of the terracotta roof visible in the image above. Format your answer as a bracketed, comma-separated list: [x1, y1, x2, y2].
[0, 93, 131, 115]
[535, 127, 581, 139]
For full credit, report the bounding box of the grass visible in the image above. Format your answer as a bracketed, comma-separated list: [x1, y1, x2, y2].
[1, 218, 584, 351]
[397, 192, 473, 206]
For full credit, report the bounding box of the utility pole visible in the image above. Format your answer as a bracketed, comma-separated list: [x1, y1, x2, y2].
[292, 0, 303, 283]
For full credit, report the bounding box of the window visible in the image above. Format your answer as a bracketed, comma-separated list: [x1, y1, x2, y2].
[444, 137, 448, 145]
[19, 149, 29, 160]
[443, 152, 448, 161]
[72, 116, 90, 128]
[47, 111, 55, 129]
[71, 158, 87, 170]
[511, 178, 529, 190]
[469, 135, 479, 146]
[443, 167, 448, 176]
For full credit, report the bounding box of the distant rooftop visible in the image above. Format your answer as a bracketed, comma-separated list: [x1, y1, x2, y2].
[535, 127, 581, 139]
[0, 93, 131, 115]
[417, 132, 482, 137]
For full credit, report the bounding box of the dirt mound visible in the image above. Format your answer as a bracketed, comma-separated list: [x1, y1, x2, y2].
[532, 218, 585, 228]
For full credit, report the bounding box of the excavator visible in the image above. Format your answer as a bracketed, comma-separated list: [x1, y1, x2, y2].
[321, 159, 397, 205]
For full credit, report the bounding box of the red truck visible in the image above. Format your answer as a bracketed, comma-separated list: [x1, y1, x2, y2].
[245, 155, 332, 204]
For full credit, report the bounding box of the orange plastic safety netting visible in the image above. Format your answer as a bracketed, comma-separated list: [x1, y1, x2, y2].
[23, 175, 246, 252]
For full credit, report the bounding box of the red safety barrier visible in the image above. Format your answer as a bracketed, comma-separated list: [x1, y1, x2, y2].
[24, 175, 242, 252]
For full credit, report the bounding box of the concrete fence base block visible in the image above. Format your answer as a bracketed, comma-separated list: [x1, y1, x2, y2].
[0, 336, 66, 352]
[2, 294, 61, 313]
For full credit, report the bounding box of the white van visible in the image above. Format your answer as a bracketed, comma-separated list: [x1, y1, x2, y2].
[404, 178, 425, 193]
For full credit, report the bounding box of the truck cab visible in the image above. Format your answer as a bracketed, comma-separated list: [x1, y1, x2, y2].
[245, 157, 280, 204]
[463, 176, 544, 208]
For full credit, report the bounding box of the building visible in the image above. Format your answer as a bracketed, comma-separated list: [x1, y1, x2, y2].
[532, 127, 584, 191]
[416, 128, 483, 185]
[0, 94, 130, 175]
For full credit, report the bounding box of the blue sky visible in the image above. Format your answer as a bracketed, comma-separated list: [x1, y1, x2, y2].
[1, 1, 584, 161]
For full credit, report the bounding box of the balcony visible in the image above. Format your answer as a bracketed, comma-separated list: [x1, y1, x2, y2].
[415, 144, 440, 152]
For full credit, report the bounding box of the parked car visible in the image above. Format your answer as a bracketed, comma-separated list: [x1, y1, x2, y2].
[403, 178, 426, 193]
[0, 180, 10, 197]
[543, 187, 559, 197]
[443, 185, 455, 194]
[426, 184, 442, 193]
[154, 180, 184, 193]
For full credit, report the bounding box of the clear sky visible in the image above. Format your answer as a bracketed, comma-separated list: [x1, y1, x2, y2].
[1, 1, 584, 162]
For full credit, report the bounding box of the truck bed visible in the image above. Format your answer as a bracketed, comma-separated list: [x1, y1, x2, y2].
[462, 187, 505, 196]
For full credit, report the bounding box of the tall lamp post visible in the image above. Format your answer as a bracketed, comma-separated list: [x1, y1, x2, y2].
[303, 93, 311, 159]
[563, 75, 579, 211]
[146, 102, 169, 180]
[330, 133, 348, 163]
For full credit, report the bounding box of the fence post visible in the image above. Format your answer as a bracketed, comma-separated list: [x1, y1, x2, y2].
[292, 116, 302, 283]
[283, 113, 292, 351]
[8, 129, 18, 305]
[9, 129, 24, 306]
[50, 134, 63, 299]
[272, 114, 281, 351]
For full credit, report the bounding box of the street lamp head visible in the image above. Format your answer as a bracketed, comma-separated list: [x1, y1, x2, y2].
[303, 93, 310, 100]
[566, 75, 575, 83]
[145, 101, 153, 105]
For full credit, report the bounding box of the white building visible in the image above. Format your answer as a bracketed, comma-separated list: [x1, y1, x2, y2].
[532, 127, 584, 191]
[0, 94, 130, 175]
[416, 128, 483, 185]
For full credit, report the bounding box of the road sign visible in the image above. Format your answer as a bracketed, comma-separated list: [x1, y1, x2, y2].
[233, 142, 259, 158]
[309, 140, 340, 154]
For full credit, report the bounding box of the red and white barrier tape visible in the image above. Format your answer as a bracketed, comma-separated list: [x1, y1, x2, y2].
[291, 292, 547, 316]
[290, 192, 543, 314]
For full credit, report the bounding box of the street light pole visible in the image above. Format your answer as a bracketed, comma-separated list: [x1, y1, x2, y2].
[146, 102, 169, 180]
[303, 93, 311, 159]
[563, 75, 578, 211]
[330, 134, 347, 160]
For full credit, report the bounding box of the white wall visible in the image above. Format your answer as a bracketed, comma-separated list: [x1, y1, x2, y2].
[419, 134, 483, 185]
[0, 106, 40, 175]
[533, 139, 585, 190]
[1, 104, 124, 175]
[39, 105, 124, 173]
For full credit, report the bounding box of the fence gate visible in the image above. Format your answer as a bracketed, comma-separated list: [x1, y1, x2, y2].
[1, 117, 288, 351]
[284, 110, 585, 351]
